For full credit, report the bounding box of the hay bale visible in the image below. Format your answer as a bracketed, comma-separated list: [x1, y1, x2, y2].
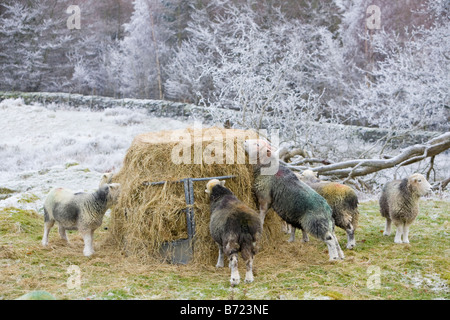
[108, 126, 285, 265]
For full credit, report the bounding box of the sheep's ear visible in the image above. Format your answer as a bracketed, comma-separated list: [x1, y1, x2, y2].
[220, 180, 225, 186]
[109, 183, 120, 191]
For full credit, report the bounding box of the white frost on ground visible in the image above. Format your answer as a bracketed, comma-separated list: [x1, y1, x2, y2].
[0, 98, 191, 212]
[401, 271, 450, 295]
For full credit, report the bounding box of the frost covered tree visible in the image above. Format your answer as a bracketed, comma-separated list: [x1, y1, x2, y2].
[335, 0, 450, 131]
[165, 1, 351, 154]
[0, 1, 73, 92]
[105, 0, 173, 99]
[68, 0, 133, 96]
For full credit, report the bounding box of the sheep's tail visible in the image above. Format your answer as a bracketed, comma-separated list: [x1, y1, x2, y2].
[239, 229, 260, 261]
[43, 207, 51, 222]
[345, 191, 359, 210]
[223, 217, 261, 261]
[344, 191, 360, 227]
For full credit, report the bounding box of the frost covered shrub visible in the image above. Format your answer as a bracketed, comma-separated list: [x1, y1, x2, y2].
[165, 2, 350, 155]
[343, 24, 450, 131]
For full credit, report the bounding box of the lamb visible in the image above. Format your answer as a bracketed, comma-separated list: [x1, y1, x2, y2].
[297, 170, 360, 249]
[42, 183, 121, 256]
[205, 179, 262, 286]
[99, 172, 114, 187]
[243, 139, 344, 261]
[379, 173, 431, 244]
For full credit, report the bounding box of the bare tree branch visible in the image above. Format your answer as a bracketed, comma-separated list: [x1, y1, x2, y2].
[286, 132, 450, 179]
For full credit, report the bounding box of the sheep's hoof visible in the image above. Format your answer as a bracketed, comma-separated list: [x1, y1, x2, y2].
[230, 273, 240, 286]
[230, 278, 240, 287]
[346, 243, 355, 250]
[215, 263, 224, 268]
[383, 231, 390, 236]
[329, 256, 344, 262]
[83, 250, 95, 257]
[244, 276, 254, 283]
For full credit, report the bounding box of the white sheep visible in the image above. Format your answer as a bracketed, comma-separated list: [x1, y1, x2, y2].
[99, 172, 114, 187]
[42, 183, 121, 256]
[379, 173, 431, 244]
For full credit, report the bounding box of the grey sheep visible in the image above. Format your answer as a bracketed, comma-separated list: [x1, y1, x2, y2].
[42, 183, 121, 256]
[205, 179, 262, 286]
[379, 173, 431, 244]
[243, 139, 344, 261]
[297, 170, 360, 249]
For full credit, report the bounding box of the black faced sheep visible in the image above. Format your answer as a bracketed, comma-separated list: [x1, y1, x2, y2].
[243, 139, 344, 261]
[42, 183, 121, 256]
[205, 179, 262, 286]
[379, 173, 431, 244]
[298, 170, 360, 249]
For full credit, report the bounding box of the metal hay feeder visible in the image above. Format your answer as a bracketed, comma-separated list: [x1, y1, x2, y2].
[142, 175, 235, 264]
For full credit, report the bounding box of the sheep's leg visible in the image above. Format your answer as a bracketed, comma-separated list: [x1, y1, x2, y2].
[288, 227, 296, 242]
[394, 223, 403, 244]
[324, 232, 342, 261]
[384, 218, 392, 236]
[229, 253, 240, 286]
[42, 220, 55, 246]
[244, 256, 254, 283]
[258, 201, 269, 226]
[81, 229, 95, 256]
[302, 229, 310, 242]
[216, 245, 224, 268]
[346, 225, 356, 249]
[282, 222, 291, 234]
[402, 223, 411, 244]
[334, 234, 345, 259]
[58, 224, 68, 243]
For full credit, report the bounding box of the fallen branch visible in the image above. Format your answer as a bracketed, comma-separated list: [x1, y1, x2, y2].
[285, 132, 450, 179]
[432, 177, 450, 191]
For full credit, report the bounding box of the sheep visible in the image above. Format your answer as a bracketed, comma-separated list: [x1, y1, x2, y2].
[243, 139, 344, 261]
[42, 183, 121, 256]
[379, 173, 431, 244]
[296, 170, 360, 249]
[205, 179, 262, 286]
[99, 172, 114, 187]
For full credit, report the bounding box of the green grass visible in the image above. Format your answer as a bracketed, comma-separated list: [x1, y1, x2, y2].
[0, 187, 16, 200]
[0, 199, 448, 300]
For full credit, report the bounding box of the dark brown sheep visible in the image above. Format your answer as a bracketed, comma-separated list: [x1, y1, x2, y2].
[206, 179, 262, 286]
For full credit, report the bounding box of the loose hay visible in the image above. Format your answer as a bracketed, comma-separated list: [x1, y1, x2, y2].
[108, 127, 285, 265]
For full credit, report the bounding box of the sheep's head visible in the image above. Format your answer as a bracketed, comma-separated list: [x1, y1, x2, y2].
[99, 172, 114, 187]
[105, 183, 121, 205]
[243, 139, 280, 175]
[408, 173, 431, 196]
[300, 169, 320, 182]
[243, 139, 276, 162]
[205, 179, 225, 194]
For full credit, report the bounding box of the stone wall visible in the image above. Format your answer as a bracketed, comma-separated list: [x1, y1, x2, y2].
[0, 91, 440, 147]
